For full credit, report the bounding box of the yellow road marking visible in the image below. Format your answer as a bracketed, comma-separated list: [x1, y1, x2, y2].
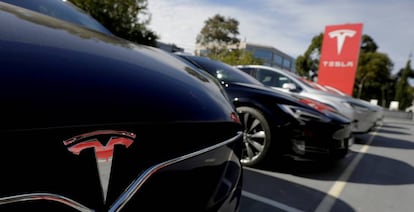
[314, 125, 381, 212]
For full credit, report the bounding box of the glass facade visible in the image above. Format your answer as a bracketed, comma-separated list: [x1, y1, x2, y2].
[253, 49, 273, 61]
[245, 44, 295, 73]
[273, 54, 283, 66]
[194, 42, 296, 73]
[283, 59, 291, 69]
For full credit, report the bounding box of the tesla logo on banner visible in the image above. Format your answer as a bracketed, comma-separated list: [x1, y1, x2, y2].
[329, 29, 357, 55]
[317, 23, 363, 95]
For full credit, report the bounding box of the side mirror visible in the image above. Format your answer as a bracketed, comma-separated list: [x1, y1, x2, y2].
[282, 83, 296, 91]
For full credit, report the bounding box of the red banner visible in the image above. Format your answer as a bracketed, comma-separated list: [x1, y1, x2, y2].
[317, 23, 363, 95]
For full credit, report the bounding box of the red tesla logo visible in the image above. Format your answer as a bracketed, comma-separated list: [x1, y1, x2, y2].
[63, 130, 136, 202]
[63, 130, 136, 161]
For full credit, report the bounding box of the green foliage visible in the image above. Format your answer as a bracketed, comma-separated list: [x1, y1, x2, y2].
[195, 13, 259, 66]
[395, 60, 414, 109]
[354, 51, 393, 100]
[209, 49, 263, 66]
[68, 0, 158, 46]
[360, 35, 378, 53]
[295, 33, 323, 78]
[196, 14, 240, 56]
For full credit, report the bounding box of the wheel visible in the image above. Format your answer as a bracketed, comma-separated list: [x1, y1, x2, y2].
[237, 106, 272, 167]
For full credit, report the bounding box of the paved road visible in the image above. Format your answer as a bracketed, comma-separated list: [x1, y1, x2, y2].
[240, 117, 414, 212]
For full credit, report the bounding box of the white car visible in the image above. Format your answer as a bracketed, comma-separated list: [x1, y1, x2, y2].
[323, 85, 384, 126]
[236, 65, 378, 133]
[406, 104, 414, 113]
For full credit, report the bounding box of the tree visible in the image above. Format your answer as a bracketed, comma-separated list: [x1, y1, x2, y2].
[69, 0, 158, 46]
[210, 49, 263, 66]
[360, 34, 378, 53]
[395, 59, 414, 109]
[354, 51, 393, 100]
[195, 14, 260, 65]
[196, 14, 240, 56]
[353, 35, 394, 105]
[195, 14, 262, 65]
[295, 33, 323, 78]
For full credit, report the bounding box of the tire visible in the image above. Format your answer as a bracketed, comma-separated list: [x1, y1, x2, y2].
[237, 106, 272, 167]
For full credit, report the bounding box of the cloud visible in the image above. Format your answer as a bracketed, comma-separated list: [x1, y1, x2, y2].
[148, 0, 414, 74]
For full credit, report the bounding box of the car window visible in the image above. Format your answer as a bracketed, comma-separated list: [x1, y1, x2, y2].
[256, 69, 286, 87]
[252, 68, 300, 91]
[238, 67, 257, 78]
[239, 66, 304, 91]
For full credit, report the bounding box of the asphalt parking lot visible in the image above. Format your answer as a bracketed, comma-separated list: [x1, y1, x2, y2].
[240, 117, 414, 212]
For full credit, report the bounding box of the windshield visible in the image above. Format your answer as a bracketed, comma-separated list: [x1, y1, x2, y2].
[181, 56, 263, 85]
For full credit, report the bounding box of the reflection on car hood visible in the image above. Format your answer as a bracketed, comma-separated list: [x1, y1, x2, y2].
[0, 3, 238, 130]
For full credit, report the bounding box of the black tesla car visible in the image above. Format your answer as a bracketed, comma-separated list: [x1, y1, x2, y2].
[175, 54, 353, 167]
[0, 3, 243, 211]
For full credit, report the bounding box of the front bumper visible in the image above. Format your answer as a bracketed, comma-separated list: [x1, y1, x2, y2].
[285, 122, 353, 161]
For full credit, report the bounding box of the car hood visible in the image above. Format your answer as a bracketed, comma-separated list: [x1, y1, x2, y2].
[0, 4, 243, 211]
[0, 2, 237, 130]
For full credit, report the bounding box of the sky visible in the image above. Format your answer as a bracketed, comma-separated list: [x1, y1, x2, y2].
[147, 0, 414, 76]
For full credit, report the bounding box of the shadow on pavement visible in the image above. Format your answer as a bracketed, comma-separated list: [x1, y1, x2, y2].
[383, 120, 414, 127]
[240, 167, 355, 212]
[373, 128, 411, 135]
[253, 150, 414, 186]
[354, 134, 414, 149]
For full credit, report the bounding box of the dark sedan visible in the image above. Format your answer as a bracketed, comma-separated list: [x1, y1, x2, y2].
[0, 3, 243, 211]
[175, 54, 353, 167]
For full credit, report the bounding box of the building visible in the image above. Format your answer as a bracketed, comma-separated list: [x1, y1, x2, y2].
[195, 41, 296, 73]
[238, 42, 296, 73]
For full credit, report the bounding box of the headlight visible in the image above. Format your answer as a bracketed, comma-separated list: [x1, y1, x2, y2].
[348, 101, 370, 112]
[279, 104, 330, 124]
[341, 101, 353, 109]
[298, 98, 337, 113]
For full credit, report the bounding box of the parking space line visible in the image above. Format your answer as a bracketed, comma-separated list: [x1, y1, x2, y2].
[242, 190, 304, 212]
[314, 125, 381, 212]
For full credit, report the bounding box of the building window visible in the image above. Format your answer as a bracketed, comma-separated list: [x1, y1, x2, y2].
[253, 49, 272, 62]
[282, 59, 291, 69]
[272, 54, 282, 66]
